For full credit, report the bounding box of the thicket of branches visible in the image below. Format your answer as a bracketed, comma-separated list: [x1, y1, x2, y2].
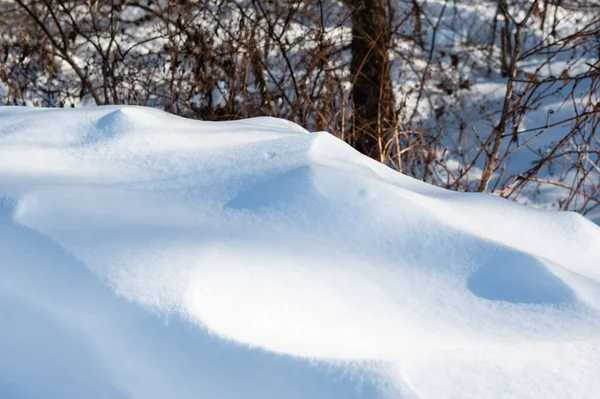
[1, 0, 599, 216]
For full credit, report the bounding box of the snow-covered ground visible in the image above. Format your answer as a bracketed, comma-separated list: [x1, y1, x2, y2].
[1, 105, 599, 398]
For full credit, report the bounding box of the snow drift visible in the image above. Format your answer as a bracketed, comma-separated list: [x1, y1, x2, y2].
[1, 105, 599, 399]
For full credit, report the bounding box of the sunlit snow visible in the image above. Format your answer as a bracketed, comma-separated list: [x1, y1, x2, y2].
[1, 106, 599, 399]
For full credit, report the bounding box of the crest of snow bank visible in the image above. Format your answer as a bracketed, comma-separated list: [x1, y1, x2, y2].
[1, 106, 600, 398]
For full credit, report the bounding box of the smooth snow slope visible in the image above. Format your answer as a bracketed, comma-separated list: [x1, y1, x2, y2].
[1, 106, 599, 399]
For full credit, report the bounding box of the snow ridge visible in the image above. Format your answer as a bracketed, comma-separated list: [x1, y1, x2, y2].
[1, 105, 599, 399]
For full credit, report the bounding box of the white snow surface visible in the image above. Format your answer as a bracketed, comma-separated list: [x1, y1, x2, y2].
[1, 105, 599, 399]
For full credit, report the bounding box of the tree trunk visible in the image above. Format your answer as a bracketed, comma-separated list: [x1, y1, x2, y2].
[347, 0, 395, 162]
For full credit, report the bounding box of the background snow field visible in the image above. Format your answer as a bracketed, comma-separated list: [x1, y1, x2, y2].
[1, 106, 599, 398]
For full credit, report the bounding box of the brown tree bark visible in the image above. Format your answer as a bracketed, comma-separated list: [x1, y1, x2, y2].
[347, 0, 395, 162]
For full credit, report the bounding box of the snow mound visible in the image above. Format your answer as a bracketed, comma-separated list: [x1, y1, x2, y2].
[1, 105, 599, 399]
